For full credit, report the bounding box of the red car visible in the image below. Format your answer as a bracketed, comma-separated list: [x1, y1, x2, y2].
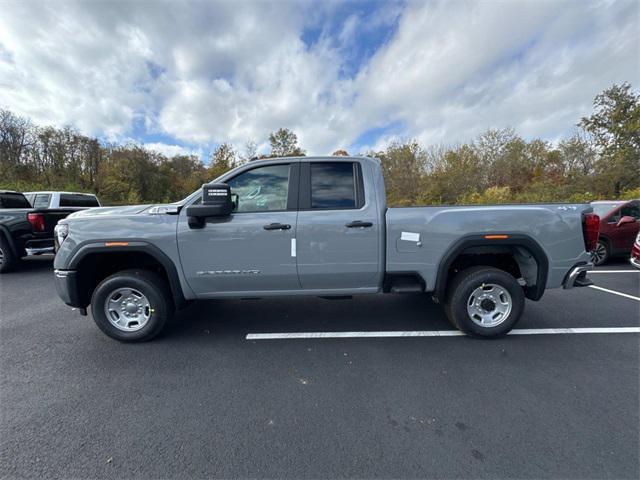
[631, 233, 640, 269]
[590, 200, 640, 265]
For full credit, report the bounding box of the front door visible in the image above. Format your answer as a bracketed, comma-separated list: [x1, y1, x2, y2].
[296, 160, 381, 290]
[178, 163, 300, 296]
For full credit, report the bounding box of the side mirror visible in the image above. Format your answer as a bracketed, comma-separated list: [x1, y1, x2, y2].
[617, 215, 635, 227]
[186, 183, 232, 228]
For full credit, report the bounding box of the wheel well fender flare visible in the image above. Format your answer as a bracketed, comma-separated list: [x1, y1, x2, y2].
[68, 241, 187, 308]
[597, 234, 610, 246]
[434, 234, 549, 302]
[0, 225, 19, 257]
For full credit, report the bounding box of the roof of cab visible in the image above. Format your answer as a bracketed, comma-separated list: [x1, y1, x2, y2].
[247, 155, 379, 164]
[24, 191, 97, 196]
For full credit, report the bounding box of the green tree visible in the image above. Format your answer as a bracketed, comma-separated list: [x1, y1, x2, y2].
[208, 142, 236, 179]
[268, 128, 305, 157]
[579, 82, 640, 195]
[240, 139, 257, 163]
[376, 141, 427, 206]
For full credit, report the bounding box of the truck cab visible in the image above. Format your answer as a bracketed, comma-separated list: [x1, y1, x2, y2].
[179, 158, 383, 296]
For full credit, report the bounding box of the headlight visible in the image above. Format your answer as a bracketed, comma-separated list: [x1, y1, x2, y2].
[54, 223, 69, 251]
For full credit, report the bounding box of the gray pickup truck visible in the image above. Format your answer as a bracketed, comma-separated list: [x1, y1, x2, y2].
[53, 156, 598, 342]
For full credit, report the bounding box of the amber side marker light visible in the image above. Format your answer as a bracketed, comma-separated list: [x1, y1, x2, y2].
[484, 235, 510, 240]
[105, 242, 129, 247]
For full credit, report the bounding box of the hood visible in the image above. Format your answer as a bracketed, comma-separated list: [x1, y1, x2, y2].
[66, 204, 154, 219]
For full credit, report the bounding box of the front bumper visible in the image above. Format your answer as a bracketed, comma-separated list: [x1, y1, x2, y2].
[563, 263, 594, 289]
[54, 269, 85, 308]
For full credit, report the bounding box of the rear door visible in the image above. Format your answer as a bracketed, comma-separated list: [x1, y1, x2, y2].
[296, 160, 380, 290]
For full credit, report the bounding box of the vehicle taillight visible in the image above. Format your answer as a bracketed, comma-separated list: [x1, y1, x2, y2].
[582, 213, 600, 252]
[27, 213, 45, 232]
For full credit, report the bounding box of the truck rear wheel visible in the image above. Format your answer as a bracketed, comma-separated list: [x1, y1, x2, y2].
[444, 266, 524, 337]
[0, 237, 17, 273]
[91, 269, 173, 342]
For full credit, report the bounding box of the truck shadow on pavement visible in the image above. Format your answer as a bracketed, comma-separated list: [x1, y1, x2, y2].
[164, 293, 451, 342]
[13, 255, 54, 273]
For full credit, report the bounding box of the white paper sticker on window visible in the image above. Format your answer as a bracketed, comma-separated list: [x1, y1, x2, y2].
[400, 231, 420, 242]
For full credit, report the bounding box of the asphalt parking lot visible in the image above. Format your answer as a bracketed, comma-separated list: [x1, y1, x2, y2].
[1, 258, 638, 479]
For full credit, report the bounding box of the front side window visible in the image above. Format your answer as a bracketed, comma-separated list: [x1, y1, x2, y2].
[311, 162, 357, 209]
[227, 164, 290, 213]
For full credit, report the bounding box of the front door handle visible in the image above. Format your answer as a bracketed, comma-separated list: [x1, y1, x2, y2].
[263, 223, 291, 231]
[345, 220, 373, 228]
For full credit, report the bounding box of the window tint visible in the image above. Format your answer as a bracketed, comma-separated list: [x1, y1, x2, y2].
[227, 164, 290, 212]
[620, 202, 640, 220]
[311, 162, 356, 209]
[33, 194, 51, 209]
[0, 193, 30, 208]
[60, 194, 99, 207]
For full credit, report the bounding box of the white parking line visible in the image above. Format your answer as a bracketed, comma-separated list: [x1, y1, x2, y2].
[588, 270, 639, 274]
[246, 327, 640, 340]
[588, 285, 640, 302]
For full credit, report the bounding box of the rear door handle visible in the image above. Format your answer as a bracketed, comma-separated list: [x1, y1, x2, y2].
[263, 223, 291, 231]
[345, 220, 373, 228]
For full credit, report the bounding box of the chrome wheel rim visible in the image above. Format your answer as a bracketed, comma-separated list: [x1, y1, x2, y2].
[466, 283, 512, 328]
[591, 242, 607, 265]
[104, 287, 151, 332]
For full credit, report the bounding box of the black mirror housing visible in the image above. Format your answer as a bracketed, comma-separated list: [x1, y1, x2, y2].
[186, 183, 232, 228]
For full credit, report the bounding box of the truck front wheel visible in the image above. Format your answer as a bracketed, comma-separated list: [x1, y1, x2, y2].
[91, 269, 173, 342]
[444, 266, 525, 337]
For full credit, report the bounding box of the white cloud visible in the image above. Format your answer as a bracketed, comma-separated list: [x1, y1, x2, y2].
[142, 142, 202, 158]
[0, 0, 637, 156]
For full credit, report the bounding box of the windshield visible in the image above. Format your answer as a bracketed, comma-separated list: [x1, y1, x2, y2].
[591, 203, 622, 218]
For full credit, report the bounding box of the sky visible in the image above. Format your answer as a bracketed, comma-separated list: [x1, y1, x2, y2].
[0, 0, 638, 161]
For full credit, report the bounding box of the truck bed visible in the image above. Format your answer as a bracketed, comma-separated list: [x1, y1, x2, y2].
[385, 203, 592, 293]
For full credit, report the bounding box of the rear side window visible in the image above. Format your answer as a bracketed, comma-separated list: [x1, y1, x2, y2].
[60, 194, 99, 207]
[32, 194, 51, 209]
[0, 193, 30, 208]
[310, 162, 359, 209]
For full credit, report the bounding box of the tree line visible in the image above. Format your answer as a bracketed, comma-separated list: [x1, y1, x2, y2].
[1, 83, 638, 206]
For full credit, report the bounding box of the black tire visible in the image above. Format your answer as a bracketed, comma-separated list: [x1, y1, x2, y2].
[591, 240, 609, 266]
[0, 236, 17, 273]
[91, 269, 173, 342]
[444, 266, 525, 338]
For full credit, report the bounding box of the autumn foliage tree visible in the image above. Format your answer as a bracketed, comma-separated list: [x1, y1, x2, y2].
[0, 83, 638, 206]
